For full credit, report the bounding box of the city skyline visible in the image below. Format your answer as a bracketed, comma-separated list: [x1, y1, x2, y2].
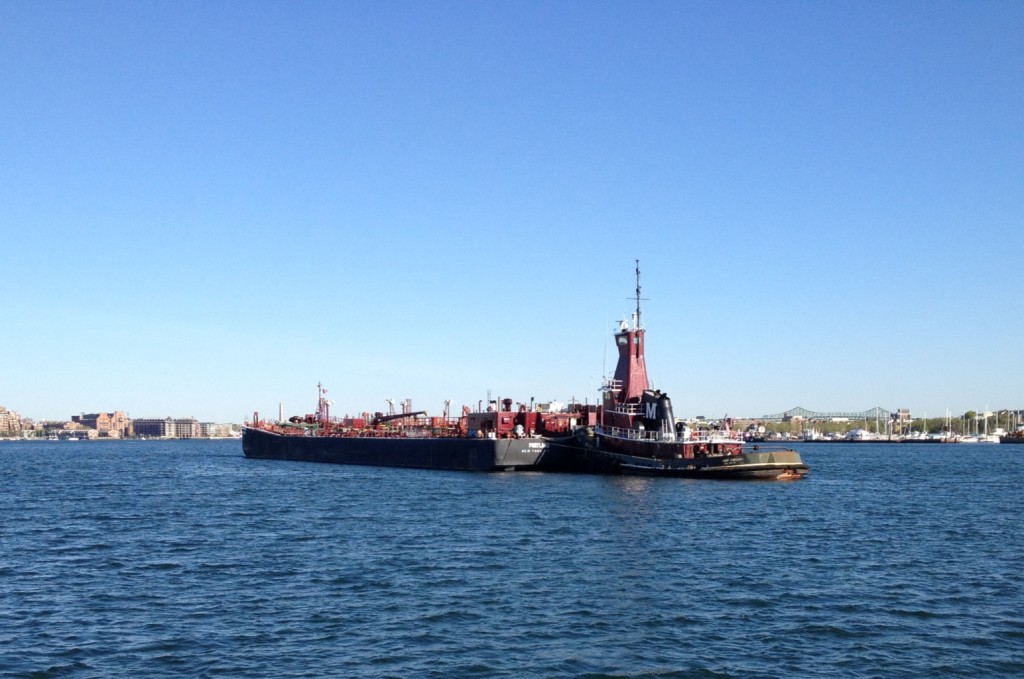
[2, 3, 1021, 423]
[2, 399, 1017, 430]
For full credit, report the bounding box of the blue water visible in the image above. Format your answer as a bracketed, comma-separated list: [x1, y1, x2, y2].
[2, 440, 1022, 678]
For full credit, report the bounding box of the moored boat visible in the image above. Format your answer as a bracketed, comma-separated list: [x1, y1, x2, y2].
[1000, 426, 1024, 444]
[574, 263, 809, 480]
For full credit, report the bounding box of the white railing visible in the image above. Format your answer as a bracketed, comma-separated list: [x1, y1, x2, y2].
[693, 431, 744, 444]
[597, 424, 743, 445]
[604, 403, 644, 416]
[600, 378, 623, 392]
[597, 425, 675, 443]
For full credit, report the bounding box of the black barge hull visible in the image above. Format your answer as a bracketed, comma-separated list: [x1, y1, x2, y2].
[242, 426, 574, 472]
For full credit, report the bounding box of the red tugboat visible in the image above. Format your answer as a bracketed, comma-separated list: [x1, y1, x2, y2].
[576, 263, 809, 479]
[243, 385, 586, 472]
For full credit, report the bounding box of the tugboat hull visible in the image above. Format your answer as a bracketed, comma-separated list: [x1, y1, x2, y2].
[576, 434, 809, 480]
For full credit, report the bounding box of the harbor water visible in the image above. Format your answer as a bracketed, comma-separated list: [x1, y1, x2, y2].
[2, 440, 1022, 678]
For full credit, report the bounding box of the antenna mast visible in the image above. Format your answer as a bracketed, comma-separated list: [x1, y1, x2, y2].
[634, 259, 642, 330]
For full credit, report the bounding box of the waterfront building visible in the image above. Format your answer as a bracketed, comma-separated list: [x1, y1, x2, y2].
[200, 422, 237, 438]
[31, 420, 98, 439]
[132, 417, 201, 439]
[72, 411, 130, 437]
[1, 406, 23, 436]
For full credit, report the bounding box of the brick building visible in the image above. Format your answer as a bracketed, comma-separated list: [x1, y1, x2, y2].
[1, 406, 23, 436]
[72, 411, 130, 437]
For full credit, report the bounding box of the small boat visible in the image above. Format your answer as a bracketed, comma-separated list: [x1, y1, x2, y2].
[575, 263, 809, 480]
[845, 428, 877, 442]
[1000, 426, 1024, 444]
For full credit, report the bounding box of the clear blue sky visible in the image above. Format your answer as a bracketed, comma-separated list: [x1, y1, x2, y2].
[2, 1, 1021, 423]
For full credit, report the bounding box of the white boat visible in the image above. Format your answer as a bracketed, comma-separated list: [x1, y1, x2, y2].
[845, 428, 876, 441]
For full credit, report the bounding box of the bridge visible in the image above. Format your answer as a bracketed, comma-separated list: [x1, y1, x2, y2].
[755, 406, 893, 422]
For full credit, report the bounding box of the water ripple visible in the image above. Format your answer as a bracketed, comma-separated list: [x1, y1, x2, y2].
[1, 441, 1023, 677]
